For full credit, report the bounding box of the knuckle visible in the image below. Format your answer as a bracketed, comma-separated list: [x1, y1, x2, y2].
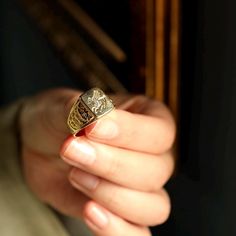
[136, 190, 171, 227]
[166, 152, 175, 178]
[158, 153, 175, 185]
[153, 102, 176, 151]
[125, 95, 150, 113]
[104, 154, 121, 178]
[154, 190, 171, 225]
[145, 167, 163, 192]
[104, 187, 120, 210]
[159, 118, 176, 151]
[147, 154, 175, 192]
[158, 202, 171, 225]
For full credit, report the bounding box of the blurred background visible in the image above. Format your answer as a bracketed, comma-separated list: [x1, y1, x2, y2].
[1, 0, 236, 235]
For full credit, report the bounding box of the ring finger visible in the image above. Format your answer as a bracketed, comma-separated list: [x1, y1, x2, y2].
[69, 168, 171, 226]
[83, 201, 151, 236]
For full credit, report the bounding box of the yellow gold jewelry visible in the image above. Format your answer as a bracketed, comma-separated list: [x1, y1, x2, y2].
[67, 88, 114, 135]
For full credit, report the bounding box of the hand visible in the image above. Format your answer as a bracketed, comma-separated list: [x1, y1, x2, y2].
[20, 88, 176, 236]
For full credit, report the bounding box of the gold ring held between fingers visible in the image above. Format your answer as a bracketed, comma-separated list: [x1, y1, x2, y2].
[67, 88, 114, 135]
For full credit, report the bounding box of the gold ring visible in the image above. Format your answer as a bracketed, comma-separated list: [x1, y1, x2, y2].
[67, 88, 114, 135]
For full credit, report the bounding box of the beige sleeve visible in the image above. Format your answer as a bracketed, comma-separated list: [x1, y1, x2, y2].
[0, 100, 70, 236]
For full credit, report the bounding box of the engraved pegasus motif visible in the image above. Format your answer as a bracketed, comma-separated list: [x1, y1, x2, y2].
[87, 90, 107, 114]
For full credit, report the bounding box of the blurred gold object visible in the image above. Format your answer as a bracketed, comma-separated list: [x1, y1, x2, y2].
[57, 0, 126, 62]
[20, 0, 127, 93]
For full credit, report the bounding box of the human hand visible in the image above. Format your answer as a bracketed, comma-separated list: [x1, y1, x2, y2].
[20, 88, 176, 236]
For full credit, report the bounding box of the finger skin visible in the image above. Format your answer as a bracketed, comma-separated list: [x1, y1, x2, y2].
[20, 89, 175, 229]
[85, 108, 175, 154]
[22, 146, 90, 218]
[61, 136, 174, 192]
[83, 201, 151, 236]
[21, 90, 175, 156]
[20, 89, 80, 155]
[69, 169, 171, 226]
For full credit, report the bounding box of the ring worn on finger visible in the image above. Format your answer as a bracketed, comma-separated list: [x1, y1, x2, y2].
[67, 88, 114, 135]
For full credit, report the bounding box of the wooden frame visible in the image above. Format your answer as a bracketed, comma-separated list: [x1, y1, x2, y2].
[146, 0, 181, 119]
[20, 0, 181, 120]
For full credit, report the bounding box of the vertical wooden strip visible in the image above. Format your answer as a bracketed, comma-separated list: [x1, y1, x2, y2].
[168, 0, 181, 163]
[154, 0, 167, 102]
[145, 0, 155, 98]
[57, 0, 126, 62]
[168, 0, 180, 119]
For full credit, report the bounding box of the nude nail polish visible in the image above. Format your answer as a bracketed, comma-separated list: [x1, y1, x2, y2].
[71, 170, 99, 191]
[86, 204, 108, 229]
[63, 138, 96, 165]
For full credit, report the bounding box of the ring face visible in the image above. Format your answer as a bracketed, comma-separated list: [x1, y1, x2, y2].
[67, 88, 114, 135]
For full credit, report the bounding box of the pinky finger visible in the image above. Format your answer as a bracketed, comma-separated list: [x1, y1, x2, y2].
[83, 201, 151, 236]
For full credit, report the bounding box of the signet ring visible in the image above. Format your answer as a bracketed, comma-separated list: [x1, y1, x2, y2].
[67, 88, 114, 135]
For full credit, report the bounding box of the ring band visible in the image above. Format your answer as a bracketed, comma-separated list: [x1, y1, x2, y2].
[67, 88, 114, 135]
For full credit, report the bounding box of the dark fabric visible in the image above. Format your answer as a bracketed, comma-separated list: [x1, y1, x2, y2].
[0, 100, 70, 236]
[153, 0, 236, 235]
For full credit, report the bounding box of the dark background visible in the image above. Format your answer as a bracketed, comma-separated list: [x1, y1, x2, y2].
[156, 0, 236, 235]
[1, 0, 236, 235]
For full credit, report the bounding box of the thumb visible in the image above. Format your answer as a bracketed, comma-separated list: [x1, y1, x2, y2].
[20, 88, 81, 155]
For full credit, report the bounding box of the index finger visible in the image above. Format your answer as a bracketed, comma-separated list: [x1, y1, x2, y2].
[65, 93, 175, 154]
[21, 90, 175, 155]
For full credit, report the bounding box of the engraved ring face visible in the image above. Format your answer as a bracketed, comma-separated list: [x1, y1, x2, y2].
[67, 88, 114, 135]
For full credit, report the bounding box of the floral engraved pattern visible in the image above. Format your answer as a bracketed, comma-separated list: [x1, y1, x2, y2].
[87, 90, 107, 114]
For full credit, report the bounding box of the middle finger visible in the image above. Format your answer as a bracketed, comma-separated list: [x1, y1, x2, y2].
[61, 136, 174, 192]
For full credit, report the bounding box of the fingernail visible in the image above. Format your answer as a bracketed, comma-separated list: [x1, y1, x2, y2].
[86, 204, 108, 229]
[89, 118, 119, 139]
[63, 138, 96, 165]
[71, 169, 99, 190]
